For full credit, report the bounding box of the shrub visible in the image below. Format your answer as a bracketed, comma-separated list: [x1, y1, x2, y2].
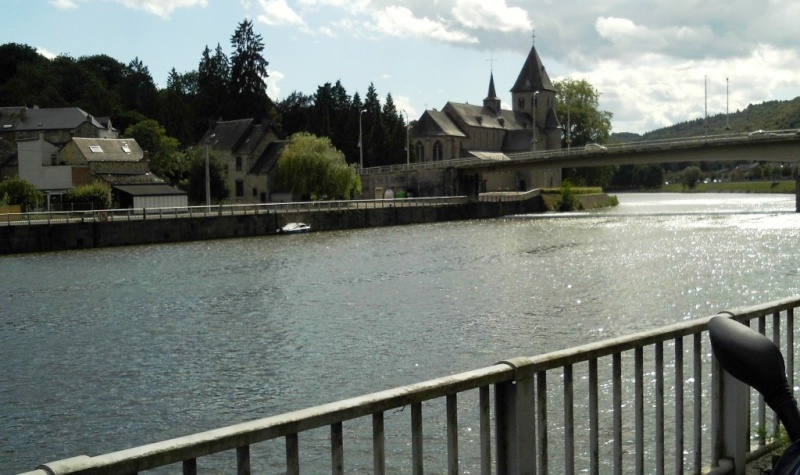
[65, 181, 112, 209]
[0, 177, 44, 210]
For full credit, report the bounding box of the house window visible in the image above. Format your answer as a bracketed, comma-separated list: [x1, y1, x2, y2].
[252, 188, 258, 197]
[416, 142, 425, 162]
[121, 142, 131, 154]
[50, 154, 57, 166]
[433, 141, 443, 161]
[236, 157, 242, 172]
[518, 98, 524, 109]
[235, 180, 244, 197]
[89, 145, 103, 153]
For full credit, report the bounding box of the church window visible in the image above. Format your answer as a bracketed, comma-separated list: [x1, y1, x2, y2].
[416, 142, 425, 161]
[433, 141, 443, 161]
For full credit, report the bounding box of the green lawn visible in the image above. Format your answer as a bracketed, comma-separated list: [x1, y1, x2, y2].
[661, 180, 796, 193]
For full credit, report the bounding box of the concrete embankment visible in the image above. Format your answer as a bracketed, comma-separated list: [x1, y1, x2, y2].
[0, 197, 547, 255]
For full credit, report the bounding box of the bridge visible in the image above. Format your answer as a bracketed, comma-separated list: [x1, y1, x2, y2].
[18, 296, 800, 474]
[361, 130, 800, 210]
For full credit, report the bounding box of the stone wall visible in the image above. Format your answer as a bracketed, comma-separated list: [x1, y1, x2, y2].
[0, 197, 545, 255]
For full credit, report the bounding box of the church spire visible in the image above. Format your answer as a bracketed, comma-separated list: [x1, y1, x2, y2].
[510, 44, 555, 93]
[484, 72, 501, 114]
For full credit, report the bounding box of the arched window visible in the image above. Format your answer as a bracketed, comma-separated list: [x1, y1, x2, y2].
[433, 141, 443, 161]
[416, 142, 425, 162]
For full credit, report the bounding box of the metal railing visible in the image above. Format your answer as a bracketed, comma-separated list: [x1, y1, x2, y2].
[19, 296, 800, 475]
[0, 196, 470, 227]
[359, 129, 800, 174]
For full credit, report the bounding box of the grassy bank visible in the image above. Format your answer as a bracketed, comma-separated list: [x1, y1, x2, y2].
[660, 180, 796, 193]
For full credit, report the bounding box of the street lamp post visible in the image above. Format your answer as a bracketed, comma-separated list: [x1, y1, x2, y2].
[402, 109, 409, 165]
[566, 95, 571, 151]
[359, 109, 367, 170]
[204, 133, 215, 207]
[533, 91, 540, 152]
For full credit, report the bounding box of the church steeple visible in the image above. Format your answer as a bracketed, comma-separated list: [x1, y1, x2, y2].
[483, 72, 501, 115]
[510, 44, 555, 94]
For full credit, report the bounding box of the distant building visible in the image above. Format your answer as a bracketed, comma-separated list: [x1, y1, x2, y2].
[0, 107, 185, 209]
[199, 118, 286, 203]
[410, 44, 562, 191]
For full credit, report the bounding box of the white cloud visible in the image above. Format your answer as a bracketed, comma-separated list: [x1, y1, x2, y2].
[49, 0, 78, 9]
[115, 0, 208, 19]
[570, 43, 800, 133]
[372, 6, 478, 44]
[452, 0, 531, 33]
[266, 69, 284, 101]
[256, 0, 308, 28]
[36, 48, 58, 60]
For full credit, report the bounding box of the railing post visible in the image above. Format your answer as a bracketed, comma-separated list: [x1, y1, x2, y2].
[711, 335, 750, 475]
[496, 358, 536, 475]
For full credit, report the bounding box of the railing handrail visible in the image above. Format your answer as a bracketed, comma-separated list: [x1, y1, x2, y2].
[0, 196, 471, 226]
[19, 295, 800, 475]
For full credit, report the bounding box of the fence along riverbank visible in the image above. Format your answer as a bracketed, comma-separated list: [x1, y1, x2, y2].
[0, 193, 546, 254]
[18, 296, 800, 475]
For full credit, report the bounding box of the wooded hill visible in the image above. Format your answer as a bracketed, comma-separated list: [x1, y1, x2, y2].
[612, 97, 800, 142]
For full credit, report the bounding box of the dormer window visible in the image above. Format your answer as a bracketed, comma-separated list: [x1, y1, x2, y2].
[89, 145, 103, 153]
[121, 142, 131, 154]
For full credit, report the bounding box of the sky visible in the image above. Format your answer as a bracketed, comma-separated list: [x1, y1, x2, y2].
[4, 0, 800, 135]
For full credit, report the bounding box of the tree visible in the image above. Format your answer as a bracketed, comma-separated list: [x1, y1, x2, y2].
[276, 132, 362, 200]
[555, 78, 613, 147]
[682, 166, 702, 189]
[185, 147, 228, 204]
[0, 177, 44, 210]
[124, 119, 185, 186]
[229, 19, 272, 120]
[555, 78, 614, 187]
[197, 44, 230, 121]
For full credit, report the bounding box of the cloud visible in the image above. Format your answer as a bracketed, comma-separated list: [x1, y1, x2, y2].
[49, 0, 79, 9]
[256, 0, 308, 28]
[36, 48, 58, 60]
[451, 0, 531, 33]
[114, 0, 208, 19]
[266, 69, 284, 100]
[569, 43, 800, 133]
[371, 6, 478, 44]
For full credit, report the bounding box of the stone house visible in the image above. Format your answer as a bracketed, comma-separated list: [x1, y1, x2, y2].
[0, 106, 119, 190]
[59, 137, 187, 209]
[199, 118, 286, 203]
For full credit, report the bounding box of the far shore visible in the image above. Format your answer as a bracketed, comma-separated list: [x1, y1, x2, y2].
[658, 179, 796, 194]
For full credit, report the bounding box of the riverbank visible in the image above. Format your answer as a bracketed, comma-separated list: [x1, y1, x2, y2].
[661, 180, 796, 193]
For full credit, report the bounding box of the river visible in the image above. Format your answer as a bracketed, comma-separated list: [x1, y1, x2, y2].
[2, 193, 799, 474]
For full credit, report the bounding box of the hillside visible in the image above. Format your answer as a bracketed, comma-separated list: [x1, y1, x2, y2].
[611, 96, 800, 142]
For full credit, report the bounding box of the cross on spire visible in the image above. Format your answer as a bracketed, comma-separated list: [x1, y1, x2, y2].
[485, 53, 497, 72]
[532, 29, 536, 45]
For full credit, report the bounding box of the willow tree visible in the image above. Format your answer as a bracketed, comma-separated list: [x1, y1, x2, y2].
[277, 132, 362, 200]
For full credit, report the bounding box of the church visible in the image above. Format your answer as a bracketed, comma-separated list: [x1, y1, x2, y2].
[410, 44, 563, 191]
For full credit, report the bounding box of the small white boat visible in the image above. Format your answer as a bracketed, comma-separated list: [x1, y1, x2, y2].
[278, 222, 311, 234]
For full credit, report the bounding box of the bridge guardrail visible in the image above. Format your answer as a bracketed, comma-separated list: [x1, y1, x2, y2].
[359, 129, 800, 174]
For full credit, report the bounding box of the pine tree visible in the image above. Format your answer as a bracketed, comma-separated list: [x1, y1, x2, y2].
[229, 19, 272, 120]
[197, 44, 230, 121]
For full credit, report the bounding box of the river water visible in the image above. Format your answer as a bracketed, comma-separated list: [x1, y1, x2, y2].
[2, 193, 800, 474]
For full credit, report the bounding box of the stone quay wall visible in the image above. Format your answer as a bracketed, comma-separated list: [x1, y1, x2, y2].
[0, 197, 546, 255]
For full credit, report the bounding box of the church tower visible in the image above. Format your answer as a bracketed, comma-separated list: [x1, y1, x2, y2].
[510, 44, 560, 150]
